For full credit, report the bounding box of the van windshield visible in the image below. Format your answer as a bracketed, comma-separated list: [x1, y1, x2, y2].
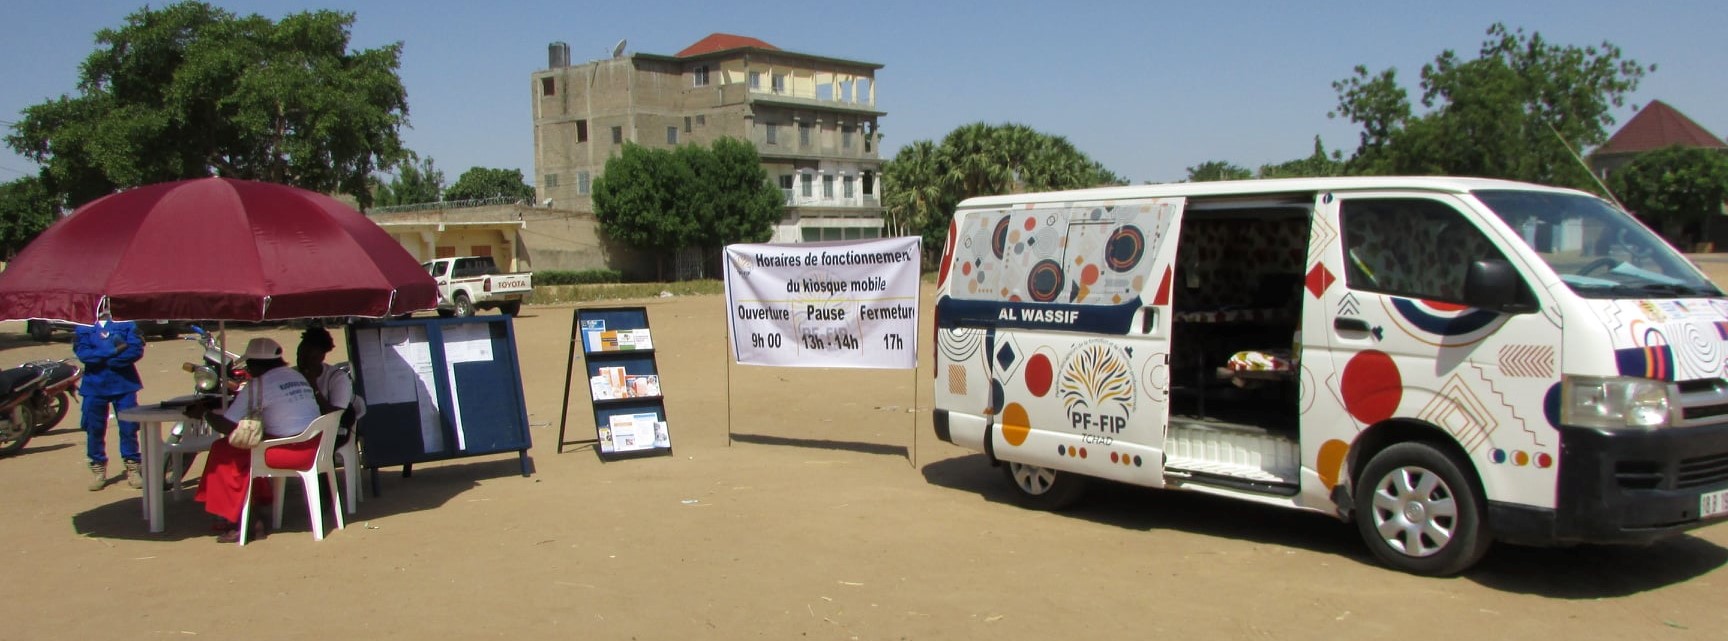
[1474, 189, 1721, 299]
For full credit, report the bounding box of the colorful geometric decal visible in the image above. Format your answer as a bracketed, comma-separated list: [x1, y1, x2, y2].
[1715, 321, 1728, 340]
[1497, 345, 1555, 378]
[1614, 345, 1675, 381]
[1025, 351, 1055, 397]
[1105, 225, 1146, 272]
[1027, 259, 1064, 302]
[1152, 266, 1173, 306]
[1305, 263, 1336, 299]
[1317, 439, 1349, 490]
[1417, 374, 1497, 453]
[1340, 350, 1402, 424]
[1059, 342, 1137, 420]
[1001, 402, 1030, 446]
[946, 364, 968, 395]
[1388, 298, 1502, 337]
[1488, 448, 1553, 468]
[991, 216, 1011, 259]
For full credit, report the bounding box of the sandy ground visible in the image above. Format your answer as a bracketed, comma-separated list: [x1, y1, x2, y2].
[4, 272, 1728, 641]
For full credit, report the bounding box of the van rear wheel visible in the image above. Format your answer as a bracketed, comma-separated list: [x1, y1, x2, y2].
[1354, 442, 1491, 576]
[1001, 461, 1087, 510]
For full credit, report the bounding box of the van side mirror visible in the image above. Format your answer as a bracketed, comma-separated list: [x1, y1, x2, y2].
[1463, 259, 1532, 313]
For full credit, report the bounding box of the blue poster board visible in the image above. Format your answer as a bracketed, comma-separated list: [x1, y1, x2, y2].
[346, 316, 532, 491]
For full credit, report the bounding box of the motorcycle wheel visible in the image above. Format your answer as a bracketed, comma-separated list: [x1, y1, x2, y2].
[0, 405, 36, 456]
[33, 392, 71, 435]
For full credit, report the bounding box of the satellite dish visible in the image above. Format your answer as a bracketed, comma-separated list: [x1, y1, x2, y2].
[611, 39, 627, 59]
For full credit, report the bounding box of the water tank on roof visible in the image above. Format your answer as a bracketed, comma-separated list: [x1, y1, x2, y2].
[548, 42, 571, 68]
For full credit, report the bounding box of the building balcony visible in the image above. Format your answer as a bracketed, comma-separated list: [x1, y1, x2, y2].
[782, 189, 881, 209]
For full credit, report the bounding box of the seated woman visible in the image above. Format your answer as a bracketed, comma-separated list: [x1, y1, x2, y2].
[295, 327, 361, 448]
[183, 338, 322, 543]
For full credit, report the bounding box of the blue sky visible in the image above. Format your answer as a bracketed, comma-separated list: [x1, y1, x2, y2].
[3, 0, 1724, 187]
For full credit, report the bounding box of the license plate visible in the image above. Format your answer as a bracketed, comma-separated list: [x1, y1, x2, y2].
[1704, 489, 1728, 519]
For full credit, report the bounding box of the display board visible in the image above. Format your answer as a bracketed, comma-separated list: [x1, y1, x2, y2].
[347, 315, 532, 491]
[556, 306, 673, 460]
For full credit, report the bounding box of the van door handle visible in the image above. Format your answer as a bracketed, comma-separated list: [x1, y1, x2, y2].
[1140, 307, 1159, 334]
[1334, 318, 1370, 332]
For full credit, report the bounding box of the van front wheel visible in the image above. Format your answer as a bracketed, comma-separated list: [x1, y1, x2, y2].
[1002, 461, 1086, 510]
[1354, 442, 1491, 576]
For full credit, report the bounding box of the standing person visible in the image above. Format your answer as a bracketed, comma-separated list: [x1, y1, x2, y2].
[183, 338, 321, 543]
[73, 317, 145, 491]
[294, 326, 360, 448]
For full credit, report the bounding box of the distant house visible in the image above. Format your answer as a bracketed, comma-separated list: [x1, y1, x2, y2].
[1589, 100, 1727, 178]
[1589, 100, 1728, 251]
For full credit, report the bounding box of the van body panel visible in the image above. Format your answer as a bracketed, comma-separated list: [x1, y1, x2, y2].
[1315, 191, 1566, 510]
[935, 197, 1186, 489]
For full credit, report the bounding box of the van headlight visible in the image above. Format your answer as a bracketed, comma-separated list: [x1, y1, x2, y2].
[1560, 375, 1678, 429]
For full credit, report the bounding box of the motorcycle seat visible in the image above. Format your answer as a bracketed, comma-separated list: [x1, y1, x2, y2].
[0, 366, 42, 395]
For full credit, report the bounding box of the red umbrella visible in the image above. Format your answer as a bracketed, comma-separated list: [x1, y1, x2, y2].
[0, 177, 438, 323]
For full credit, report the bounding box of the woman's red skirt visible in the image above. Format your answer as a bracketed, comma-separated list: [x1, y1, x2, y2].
[195, 437, 321, 523]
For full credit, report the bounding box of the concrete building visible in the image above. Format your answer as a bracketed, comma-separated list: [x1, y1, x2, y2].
[532, 34, 887, 243]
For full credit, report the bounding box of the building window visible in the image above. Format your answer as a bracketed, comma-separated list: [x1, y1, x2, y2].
[540, 77, 555, 97]
[543, 173, 558, 188]
[800, 173, 813, 197]
[576, 119, 588, 143]
[843, 176, 855, 199]
[822, 175, 835, 198]
[667, 126, 678, 145]
[693, 65, 709, 87]
[578, 171, 591, 195]
[696, 115, 706, 126]
[772, 73, 787, 94]
[842, 126, 854, 149]
[612, 126, 623, 144]
[684, 116, 692, 133]
[749, 71, 762, 90]
[862, 171, 875, 195]
[765, 123, 778, 145]
[799, 123, 811, 147]
[779, 175, 794, 190]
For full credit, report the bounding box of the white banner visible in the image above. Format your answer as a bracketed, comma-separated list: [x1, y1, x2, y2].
[723, 237, 921, 369]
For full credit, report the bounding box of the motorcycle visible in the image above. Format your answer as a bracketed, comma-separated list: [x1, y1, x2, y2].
[20, 358, 83, 435]
[182, 324, 249, 396]
[0, 363, 53, 456]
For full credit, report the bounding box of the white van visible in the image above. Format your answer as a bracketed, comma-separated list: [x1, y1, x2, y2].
[931, 176, 1728, 575]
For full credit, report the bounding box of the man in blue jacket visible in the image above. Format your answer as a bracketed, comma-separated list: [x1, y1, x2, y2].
[74, 319, 146, 491]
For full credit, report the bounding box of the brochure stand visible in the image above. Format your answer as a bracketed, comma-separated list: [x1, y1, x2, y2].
[557, 306, 673, 460]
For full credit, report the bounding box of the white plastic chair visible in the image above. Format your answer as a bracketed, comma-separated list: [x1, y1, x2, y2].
[237, 411, 345, 545]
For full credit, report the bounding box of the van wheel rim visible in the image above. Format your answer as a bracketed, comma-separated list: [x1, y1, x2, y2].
[1009, 462, 1057, 495]
[1369, 465, 1456, 557]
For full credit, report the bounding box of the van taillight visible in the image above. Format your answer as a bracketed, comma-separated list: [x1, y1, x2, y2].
[483, 278, 492, 293]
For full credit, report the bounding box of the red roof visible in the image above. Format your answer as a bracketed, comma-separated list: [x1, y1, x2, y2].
[676, 33, 778, 57]
[1596, 100, 1727, 156]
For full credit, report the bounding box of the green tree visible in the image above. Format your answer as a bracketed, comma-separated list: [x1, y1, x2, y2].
[882, 123, 1122, 266]
[1331, 23, 1648, 189]
[5, 1, 410, 209]
[1185, 160, 1253, 182]
[0, 176, 60, 259]
[592, 144, 699, 279]
[444, 167, 534, 202]
[701, 137, 783, 247]
[1608, 146, 1728, 248]
[372, 156, 445, 207]
[592, 139, 784, 279]
[1257, 137, 1346, 179]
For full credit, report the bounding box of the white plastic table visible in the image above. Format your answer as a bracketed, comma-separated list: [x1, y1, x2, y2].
[118, 398, 214, 533]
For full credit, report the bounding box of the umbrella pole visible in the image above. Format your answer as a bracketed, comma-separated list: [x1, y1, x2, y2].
[218, 321, 230, 410]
